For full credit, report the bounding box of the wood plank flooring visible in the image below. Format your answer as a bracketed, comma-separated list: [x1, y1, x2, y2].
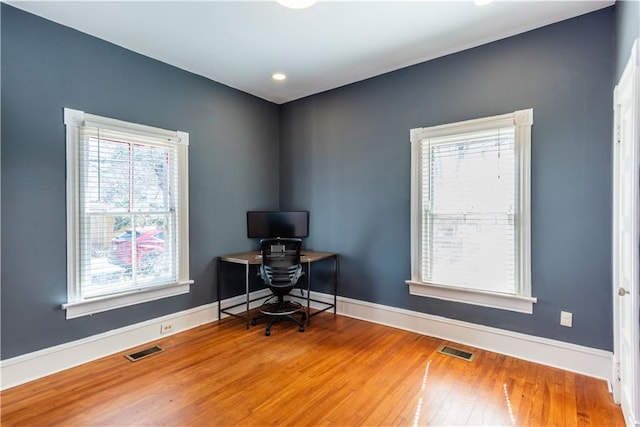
[1, 313, 625, 426]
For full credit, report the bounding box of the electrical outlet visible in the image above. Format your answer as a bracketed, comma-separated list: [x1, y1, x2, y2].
[160, 323, 173, 334]
[560, 311, 573, 327]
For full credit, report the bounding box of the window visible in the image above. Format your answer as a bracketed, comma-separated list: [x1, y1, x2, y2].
[63, 108, 192, 319]
[407, 109, 536, 313]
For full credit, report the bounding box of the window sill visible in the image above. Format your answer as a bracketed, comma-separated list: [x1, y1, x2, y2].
[62, 280, 194, 319]
[405, 280, 536, 314]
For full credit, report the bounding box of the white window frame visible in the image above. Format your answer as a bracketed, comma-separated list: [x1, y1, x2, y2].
[406, 109, 537, 314]
[62, 108, 192, 319]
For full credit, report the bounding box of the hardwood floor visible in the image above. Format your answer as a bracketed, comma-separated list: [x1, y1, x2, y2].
[1, 313, 625, 426]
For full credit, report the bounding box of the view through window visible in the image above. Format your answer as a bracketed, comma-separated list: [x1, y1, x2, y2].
[64, 108, 191, 318]
[408, 109, 535, 313]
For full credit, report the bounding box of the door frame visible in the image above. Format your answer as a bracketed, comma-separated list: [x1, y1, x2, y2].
[612, 38, 640, 427]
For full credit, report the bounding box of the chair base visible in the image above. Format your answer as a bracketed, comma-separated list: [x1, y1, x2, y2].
[251, 297, 307, 336]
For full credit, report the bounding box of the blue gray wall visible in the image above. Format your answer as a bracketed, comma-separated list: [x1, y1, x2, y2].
[280, 8, 616, 351]
[1, 3, 631, 361]
[615, 0, 640, 81]
[1, 4, 279, 359]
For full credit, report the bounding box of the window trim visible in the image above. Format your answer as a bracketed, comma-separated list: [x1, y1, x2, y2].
[62, 108, 192, 319]
[407, 109, 536, 314]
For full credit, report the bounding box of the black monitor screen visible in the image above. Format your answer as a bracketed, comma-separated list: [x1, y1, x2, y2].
[247, 211, 309, 238]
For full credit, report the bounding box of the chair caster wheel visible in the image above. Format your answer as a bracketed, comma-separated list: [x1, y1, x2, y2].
[298, 326, 305, 332]
[265, 330, 271, 336]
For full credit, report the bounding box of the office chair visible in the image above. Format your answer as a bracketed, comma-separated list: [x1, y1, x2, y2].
[251, 238, 307, 336]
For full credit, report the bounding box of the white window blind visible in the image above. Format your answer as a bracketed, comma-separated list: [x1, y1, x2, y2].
[422, 127, 516, 294]
[64, 108, 191, 318]
[408, 109, 535, 313]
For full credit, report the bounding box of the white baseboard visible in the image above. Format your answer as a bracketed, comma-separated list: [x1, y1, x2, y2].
[324, 293, 613, 384]
[0, 303, 218, 390]
[0, 290, 271, 390]
[1, 291, 613, 390]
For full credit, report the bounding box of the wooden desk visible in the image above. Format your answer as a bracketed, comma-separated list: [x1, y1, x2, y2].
[217, 250, 338, 329]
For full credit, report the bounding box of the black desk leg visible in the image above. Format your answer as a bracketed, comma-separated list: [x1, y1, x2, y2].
[306, 260, 311, 326]
[244, 263, 250, 330]
[334, 255, 338, 315]
[217, 258, 222, 321]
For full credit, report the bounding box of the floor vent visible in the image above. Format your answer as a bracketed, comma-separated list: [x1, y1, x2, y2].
[437, 345, 475, 361]
[125, 345, 163, 362]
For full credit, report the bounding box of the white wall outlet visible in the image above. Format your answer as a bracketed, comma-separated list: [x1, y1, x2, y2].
[160, 323, 173, 334]
[560, 311, 573, 327]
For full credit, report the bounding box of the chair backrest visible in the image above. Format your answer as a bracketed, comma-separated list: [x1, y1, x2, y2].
[259, 238, 303, 289]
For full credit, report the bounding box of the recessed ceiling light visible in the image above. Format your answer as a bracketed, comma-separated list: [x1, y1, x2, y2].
[276, 0, 317, 10]
[272, 73, 287, 81]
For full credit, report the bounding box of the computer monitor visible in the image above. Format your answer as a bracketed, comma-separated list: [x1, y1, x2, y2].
[246, 211, 309, 238]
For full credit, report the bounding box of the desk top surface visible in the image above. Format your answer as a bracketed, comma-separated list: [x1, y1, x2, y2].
[220, 250, 336, 265]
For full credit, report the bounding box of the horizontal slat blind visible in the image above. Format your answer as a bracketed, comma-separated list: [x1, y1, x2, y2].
[78, 126, 179, 299]
[421, 126, 517, 294]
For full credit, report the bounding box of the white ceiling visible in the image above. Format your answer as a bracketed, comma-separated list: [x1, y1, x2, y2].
[7, 0, 614, 104]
